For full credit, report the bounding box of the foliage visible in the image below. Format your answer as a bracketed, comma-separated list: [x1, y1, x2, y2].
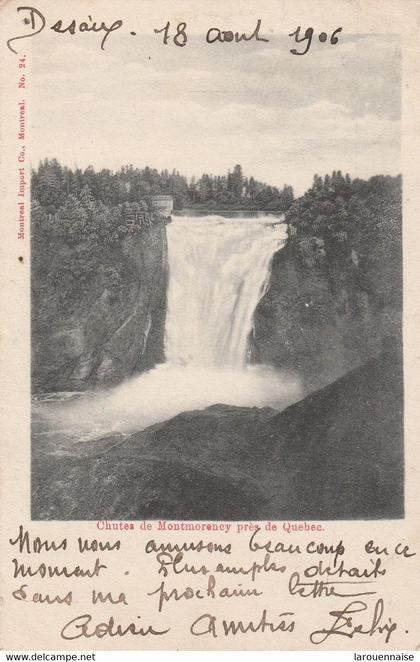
[31, 159, 295, 213]
[285, 171, 402, 310]
[31, 161, 401, 332]
[31, 159, 296, 318]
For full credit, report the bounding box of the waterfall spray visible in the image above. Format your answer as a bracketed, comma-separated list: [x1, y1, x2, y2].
[38, 216, 302, 438]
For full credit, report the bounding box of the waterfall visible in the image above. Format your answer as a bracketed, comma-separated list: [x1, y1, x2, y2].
[165, 215, 286, 368]
[43, 215, 302, 438]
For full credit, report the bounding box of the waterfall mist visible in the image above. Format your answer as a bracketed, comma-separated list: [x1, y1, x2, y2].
[36, 216, 303, 439]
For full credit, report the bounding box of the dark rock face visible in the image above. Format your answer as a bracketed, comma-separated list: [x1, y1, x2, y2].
[251, 242, 402, 392]
[31, 225, 168, 392]
[32, 349, 403, 521]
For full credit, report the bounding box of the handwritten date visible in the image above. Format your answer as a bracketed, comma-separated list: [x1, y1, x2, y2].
[6, 6, 342, 56]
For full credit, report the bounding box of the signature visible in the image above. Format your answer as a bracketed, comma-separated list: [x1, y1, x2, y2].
[310, 599, 397, 645]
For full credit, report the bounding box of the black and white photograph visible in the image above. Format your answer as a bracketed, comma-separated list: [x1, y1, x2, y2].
[29, 26, 403, 521]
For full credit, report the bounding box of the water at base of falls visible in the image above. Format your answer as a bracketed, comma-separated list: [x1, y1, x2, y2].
[35, 216, 303, 441]
[35, 363, 302, 441]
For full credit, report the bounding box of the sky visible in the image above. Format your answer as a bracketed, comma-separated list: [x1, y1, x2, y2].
[31, 31, 400, 194]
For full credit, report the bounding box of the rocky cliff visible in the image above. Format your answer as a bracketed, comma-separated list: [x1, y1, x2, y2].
[31, 224, 168, 392]
[252, 174, 402, 392]
[251, 241, 401, 392]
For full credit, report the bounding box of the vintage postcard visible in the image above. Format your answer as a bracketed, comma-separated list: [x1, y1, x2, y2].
[0, 0, 419, 652]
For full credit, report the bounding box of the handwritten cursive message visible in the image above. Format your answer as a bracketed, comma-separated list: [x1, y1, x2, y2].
[6, 522, 416, 646]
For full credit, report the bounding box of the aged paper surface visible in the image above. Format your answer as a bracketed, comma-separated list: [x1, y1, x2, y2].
[0, 0, 419, 651]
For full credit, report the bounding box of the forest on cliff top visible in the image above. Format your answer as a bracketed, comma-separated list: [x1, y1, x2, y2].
[31, 160, 401, 318]
[31, 160, 295, 213]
